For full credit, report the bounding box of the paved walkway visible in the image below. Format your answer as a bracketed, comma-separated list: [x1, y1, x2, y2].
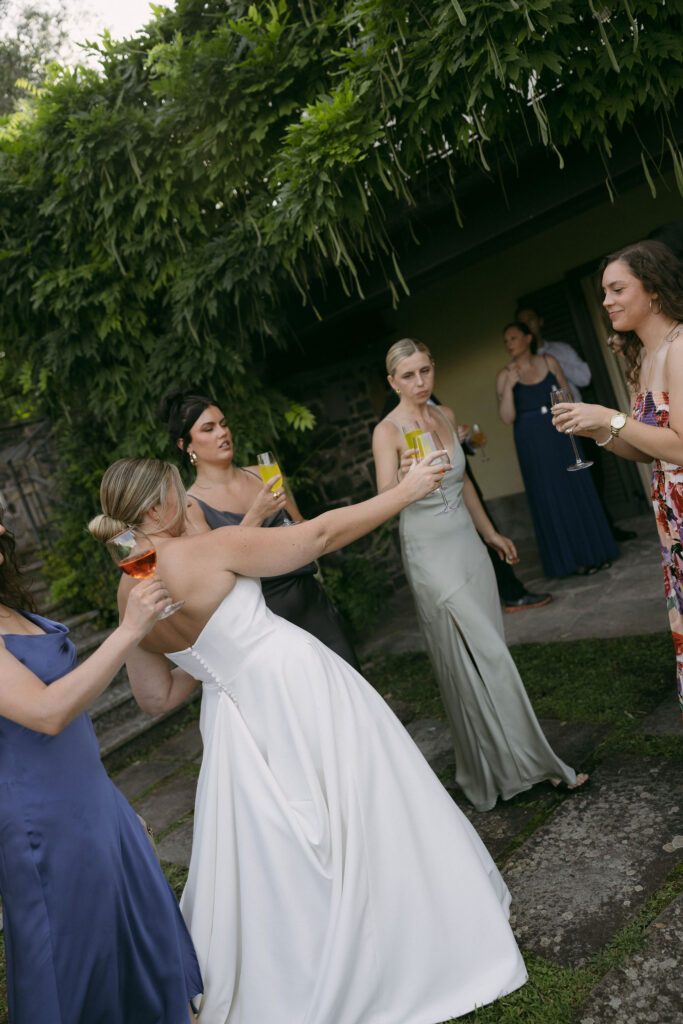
[360, 513, 668, 657]
[110, 512, 682, 1024]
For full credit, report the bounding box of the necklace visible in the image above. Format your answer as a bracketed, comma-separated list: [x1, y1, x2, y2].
[192, 466, 249, 491]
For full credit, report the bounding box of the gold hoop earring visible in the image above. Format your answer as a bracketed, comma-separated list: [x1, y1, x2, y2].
[649, 297, 662, 315]
[394, 389, 401, 395]
[188, 451, 198, 466]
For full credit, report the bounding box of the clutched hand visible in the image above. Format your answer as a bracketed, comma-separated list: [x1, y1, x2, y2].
[485, 532, 518, 564]
[122, 578, 174, 638]
[399, 450, 450, 502]
[247, 476, 289, 523]
[551, 402, 611, 437]
[506, 363, 522, 386]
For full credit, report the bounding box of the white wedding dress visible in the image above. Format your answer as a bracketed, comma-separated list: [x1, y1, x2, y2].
[168, 577, 527, 1024]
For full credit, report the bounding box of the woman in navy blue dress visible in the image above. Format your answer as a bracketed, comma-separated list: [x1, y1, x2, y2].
[0, 513, 202, 1023]
[496, 321, 618, 577]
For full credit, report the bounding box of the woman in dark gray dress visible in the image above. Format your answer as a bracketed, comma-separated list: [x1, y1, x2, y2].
[159, 390, 359, 669]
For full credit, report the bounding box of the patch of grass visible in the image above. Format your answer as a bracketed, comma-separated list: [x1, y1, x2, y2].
[450, 862, 683, 1024]
[366, 634, 681, 759]
[365, 650, 445, 719]
[162, 861, 190, 902]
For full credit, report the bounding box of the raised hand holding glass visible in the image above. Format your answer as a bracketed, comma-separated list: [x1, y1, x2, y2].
[549, 388, 594, 472]
[106, 529, 184, 618]
[415, 431, 460, 515]
[256, 452, 297, 525]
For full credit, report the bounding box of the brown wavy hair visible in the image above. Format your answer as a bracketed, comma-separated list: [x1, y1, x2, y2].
[599, 240, 683, 390]
[0, 510, 37, 612]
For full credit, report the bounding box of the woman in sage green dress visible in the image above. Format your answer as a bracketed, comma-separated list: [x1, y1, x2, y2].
[372, 338, 588, 811]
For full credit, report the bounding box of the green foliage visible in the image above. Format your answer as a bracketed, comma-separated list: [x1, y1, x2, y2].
[0, 1, 68, 116]
[319, 548, 391, 640]
[0, 1, 681, 609]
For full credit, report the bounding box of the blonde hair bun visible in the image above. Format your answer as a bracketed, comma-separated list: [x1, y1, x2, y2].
[88, 458, 187, 543]
[87, 513, 129, 544]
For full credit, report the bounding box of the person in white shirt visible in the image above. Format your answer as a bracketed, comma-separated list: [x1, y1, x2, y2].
[515, 305, 592, 401]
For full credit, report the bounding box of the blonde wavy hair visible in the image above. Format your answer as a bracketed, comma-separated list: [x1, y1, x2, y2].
[88, 458, 187, 543]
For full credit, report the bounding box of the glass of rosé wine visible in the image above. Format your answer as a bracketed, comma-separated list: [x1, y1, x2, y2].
[106, 529, 184, 618]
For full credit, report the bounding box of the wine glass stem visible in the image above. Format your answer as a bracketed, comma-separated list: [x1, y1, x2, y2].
[568, 432, 582, 464]
[438, 486, 450, 510]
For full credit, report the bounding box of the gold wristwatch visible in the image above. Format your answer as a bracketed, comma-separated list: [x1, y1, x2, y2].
[596, 411, 627, 448]
[610, 412, 627, 438]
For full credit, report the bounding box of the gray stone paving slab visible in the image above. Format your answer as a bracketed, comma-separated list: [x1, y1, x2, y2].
[113, 760, 177, 801]
[504, 755, 683, 966]
[360, 514, 668, 654]
[406, 719, 453, 775]
[640, 695, 683, 736]
[575, 894, 683, 1024]
[133, 773, 198, 835]
[154, 719, 203, 761]
[156, 819, 195, 868]
[458, 791, 556, 861]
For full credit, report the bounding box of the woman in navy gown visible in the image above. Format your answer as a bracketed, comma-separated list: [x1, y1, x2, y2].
[0, 513, 202, 1023]
[159, 389, 359, 669]
[496, 321, 618, 577]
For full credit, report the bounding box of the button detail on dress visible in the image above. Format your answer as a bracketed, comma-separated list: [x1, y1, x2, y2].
[190, 649, 239, 706]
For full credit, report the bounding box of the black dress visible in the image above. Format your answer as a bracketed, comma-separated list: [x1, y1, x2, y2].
[191, 494, 360, 670]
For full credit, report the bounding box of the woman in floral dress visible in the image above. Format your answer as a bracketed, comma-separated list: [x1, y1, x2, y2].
[551, 240, 683, 716]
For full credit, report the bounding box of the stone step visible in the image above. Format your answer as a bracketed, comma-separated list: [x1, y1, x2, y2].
[502, 754, 683, 966]
[573, 893, 683, 1023]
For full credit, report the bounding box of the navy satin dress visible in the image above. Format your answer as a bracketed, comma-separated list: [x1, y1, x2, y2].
[513, 371, 618, 577]
[0, 611, 202, 1023]
[192, 495, 360, 670]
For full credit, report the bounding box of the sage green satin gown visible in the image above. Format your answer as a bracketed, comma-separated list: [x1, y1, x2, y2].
[394, 418, 576, 811]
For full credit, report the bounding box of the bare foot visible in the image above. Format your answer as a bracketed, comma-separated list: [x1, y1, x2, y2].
[550, 772, 589, 791]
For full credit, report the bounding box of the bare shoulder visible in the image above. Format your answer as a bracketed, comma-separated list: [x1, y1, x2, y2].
[373, 418, 400, 445]
[435, 404, 456, 427]
[546, 352, 563, 372]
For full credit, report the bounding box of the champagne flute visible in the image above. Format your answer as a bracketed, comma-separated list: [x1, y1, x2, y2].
[415, 431, 460, 515]
[256, 451, 297, 525]
[470, 423, 490, 462]
[402, 421, 423, 452]
[106, 529, 184, 618]
[549, 387, 594, 472]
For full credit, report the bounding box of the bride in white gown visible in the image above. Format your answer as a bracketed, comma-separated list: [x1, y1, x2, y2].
[89, 457, 527, 1024]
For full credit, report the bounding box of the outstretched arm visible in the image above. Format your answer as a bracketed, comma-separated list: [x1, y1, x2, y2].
[184, 454, 447, 581]
[0, 580, 170, 734]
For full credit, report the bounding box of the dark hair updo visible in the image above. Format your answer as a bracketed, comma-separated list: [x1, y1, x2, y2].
[0, 508, 37, 612]
[503, 320, 538, 354]
[157, 389, 218, 470]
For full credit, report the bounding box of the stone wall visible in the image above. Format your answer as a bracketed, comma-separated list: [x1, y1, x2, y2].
[0, 419, 57, 553]
[283, 358, 407, 586]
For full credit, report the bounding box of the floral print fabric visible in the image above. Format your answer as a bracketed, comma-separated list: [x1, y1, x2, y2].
[633, 391, 683, 714]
